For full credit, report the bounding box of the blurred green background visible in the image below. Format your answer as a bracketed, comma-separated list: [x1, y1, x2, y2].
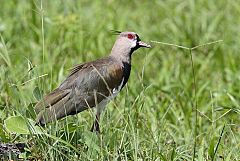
[0, 0, 239, 160]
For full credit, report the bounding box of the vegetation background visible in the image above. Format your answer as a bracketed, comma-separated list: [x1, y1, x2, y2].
[0, 0, 239, 160]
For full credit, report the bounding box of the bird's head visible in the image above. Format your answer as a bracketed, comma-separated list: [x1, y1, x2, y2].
[119, 31, 151, 50]
[110, 31, 151, 60]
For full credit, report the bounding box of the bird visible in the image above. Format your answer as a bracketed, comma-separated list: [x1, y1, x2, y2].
[35, 31, 151, 133]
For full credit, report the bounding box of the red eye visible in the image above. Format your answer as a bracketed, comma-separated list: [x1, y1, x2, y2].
[127, 34, 134, 39]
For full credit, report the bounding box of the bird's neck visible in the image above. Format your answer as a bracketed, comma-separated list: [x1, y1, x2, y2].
[110, 46, 133, 64]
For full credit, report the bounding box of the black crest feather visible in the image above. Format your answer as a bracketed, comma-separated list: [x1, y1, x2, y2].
[110, 30, 122, 35]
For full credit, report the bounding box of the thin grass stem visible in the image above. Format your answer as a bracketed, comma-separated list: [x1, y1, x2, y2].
[190, 49, 198, 161]
[191, 40, 223, 50]
[40, 0, 45, 91]
[150, 40, 190, 50]
[212, 124, 225, 161]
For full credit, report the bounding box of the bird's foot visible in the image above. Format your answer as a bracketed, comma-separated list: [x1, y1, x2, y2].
[90, 121, 100, 134]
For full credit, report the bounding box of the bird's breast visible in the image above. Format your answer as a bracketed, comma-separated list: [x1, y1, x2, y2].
[121, 61, 131, 89]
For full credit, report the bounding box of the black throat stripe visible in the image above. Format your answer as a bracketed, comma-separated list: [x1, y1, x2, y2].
[121, 62, 131, 89]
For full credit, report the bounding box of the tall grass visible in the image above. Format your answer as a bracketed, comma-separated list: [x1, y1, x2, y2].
[151, 40, 223, 160]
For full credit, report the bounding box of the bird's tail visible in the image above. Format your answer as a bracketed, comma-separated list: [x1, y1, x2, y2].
[35, 89, 72, 126]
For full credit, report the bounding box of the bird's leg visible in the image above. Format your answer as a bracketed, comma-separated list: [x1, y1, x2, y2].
[90, 101, 107, 133]
[90, 111, 104, 149]
[90, 113, 100, 133]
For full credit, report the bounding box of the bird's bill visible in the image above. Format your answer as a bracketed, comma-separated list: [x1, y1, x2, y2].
[138, 41, 151, 48]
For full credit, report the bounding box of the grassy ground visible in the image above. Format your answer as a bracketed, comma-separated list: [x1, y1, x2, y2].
[0, 0, 240, 160]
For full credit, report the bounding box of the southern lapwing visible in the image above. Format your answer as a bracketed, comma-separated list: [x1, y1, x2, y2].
[35, 31, 151, 133]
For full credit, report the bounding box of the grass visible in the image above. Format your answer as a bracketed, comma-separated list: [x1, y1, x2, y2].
[0, 0, 240, 160]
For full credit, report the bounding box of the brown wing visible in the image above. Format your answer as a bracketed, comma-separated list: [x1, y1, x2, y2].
[35, 57, 124, 125]
[34, 89, 71, 114]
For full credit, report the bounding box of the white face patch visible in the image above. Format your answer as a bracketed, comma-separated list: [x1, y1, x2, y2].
[130, 39, 137, 48]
